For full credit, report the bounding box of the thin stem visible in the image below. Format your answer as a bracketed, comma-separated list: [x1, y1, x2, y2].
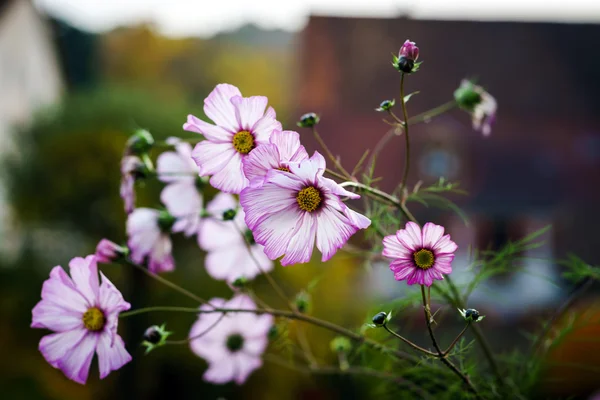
[325, 168, 348, 181]
[340, 181, 416, 223]
[120, 306, 419, 364]
[421, 285, 480, 398]
[383, 325, 438, 357]
[407, 100, 457, 125]
[399, 73, 411, 194]
[443, 323, 471, 356]
[445, 275, 505, 388]
[166, 313, 226, 345]
[312, 127, 352, 179]
[124, 259, 211, 307]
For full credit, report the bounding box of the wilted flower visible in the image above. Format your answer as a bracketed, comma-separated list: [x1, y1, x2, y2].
[197, 193, 273, 283]
[382, 222, 457, 286]
[458, 308, 485, 322]
[183, 84, 282, 194]
[297, 112, 320, 128]
[127, 208, 175, 273]
[120, 155, 146, 214]
[95, 239, 127, 264]
[157, 138, 204, 236]
[454, 80, 497, 137]
[189, 294, 273, 385]
[31, 255, 131, 384]
[243, 130, 309, 188]
[240, 152, 371, 266]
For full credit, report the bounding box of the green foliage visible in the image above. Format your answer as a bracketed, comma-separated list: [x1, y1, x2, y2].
[560, 255, 600, 284]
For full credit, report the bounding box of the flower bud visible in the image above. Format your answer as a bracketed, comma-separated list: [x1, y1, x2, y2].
[330, 336, 352, 354]
[294, 291, 311, 313]
[458, 308, 485, 322]
[222, 208, 237, 221]
[268, 325, 279, 341]
[297, 112, 320, 128]
[399, 40, 419, 62]
[453, 80, 482, 111]
[126, 129, 154, 155]
[395, 57, 414, 73]
[231, 276, 248, 289]
[372, 312, 388, 327]
[142, 324, 172, 354]
[95, 239, 128, 264]
[157, 210, 176, 232]
[376, 99, 395, 112]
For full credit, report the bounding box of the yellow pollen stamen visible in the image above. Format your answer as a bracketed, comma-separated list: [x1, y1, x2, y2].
[82, 307, 105, 332]
[296, 186, 322, 212]
[277, 166, 290, 172]
[232, 130, 255, 154]
[413, 249, 435, 270]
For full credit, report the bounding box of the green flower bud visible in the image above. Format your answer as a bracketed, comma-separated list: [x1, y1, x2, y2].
[297, 112, 320, 128]
[330, 336, 352, 354]
[458, 308, 485, 322]
[142, 324, 172, 354]
[454, 81, 483, 111]
[127, 129, 155, 155]
[372, 312, 388, 327]
[231, 276, 248, 289]
[268, 325, 279, 341]
[376, 99, 396, 112]
[157, 210, 176, 232]
[222, 208, 237, 221]
[295, 291, 311, 313]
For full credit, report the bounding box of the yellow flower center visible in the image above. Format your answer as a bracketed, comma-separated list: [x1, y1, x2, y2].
[296, 186, 322, 212]
[277, 166, 290, 172]
[82, 307, 106, 332]
[232, 130, 255, 154]
[413, 249, 435, 270]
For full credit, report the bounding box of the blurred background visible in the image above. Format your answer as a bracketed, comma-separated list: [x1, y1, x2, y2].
[1, 0, 600, 398]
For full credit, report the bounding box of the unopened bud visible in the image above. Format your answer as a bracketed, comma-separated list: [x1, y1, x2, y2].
[222, 209, 237, 221]
[157, 210, 176, 232]
[458, 308, 485, 322]
[372, 312, 388, 327]
[231, 276, 248, 289]
[297, 112, 320, 128]
[127, 129, 154, 155]
[95, 239, 128, 264]
[399, 40, 419, 62]
[295, 291, 311, 313]
[330, 336, 352, 354]
[376, 99, 396, 112]
[142, 324, 172, 354]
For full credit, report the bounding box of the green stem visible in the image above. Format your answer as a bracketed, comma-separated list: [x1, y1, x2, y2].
[407, 100, 457, 125]
[124, 259, 210, 306]
[120, 306, 419, 364]
[443, 323, 471, 356]
[420, 285, 480, 398]
[339, 181, 416, 223]
[312, 127, 352, 179]
[383, 325, 438, 357]
[399, 73, 411, 194]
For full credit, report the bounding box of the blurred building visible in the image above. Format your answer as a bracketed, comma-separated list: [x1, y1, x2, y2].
[297, 16, 600, 314]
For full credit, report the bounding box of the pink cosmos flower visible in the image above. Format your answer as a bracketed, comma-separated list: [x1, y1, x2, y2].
[240, 152, 371, 266]
[157, 138, 204, 236]
[243, 130, 309, 188]
[183, 84, 282, 194]
[198, 193, 273, 283]
[120, 155, 144, 214]
[127, 208, 175, 273]
[189, 294, 272, 385]
[382, 222, 458, 286]
[31, 255, 131, 384]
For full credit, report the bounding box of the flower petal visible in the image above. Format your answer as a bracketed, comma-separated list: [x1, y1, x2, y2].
[396, 222, 422, 251]
[289, 151, 326, 184]
[96, 333, 132, 379]
[433, 234, 458, 255]
[191, 141, 235, 177]
[57, 333, 98, 384]
[315, 206, 357, 262]
[38, 266, 89, 314]
[203, 84, 242, 133]
[39, 328, 87, 369]
[203, 358, 236, 384]
[240, 183, 297, 230]
[251, 106, 282, 141]
[252, 205, 302, 261]
[382, 234, 412, 259]
[231, 95, 268, 131]
[243, 143, 281, 187]
[208, 152, 248, 194]
[68, 256, 100, 307]
[183, 114, 233, 142]
[31, 300, 83, 331]
[281, 212, 317, 265]
[422, 222, 445, 249]
[233, 353, 262, 385]
[269, 130, 308, 162]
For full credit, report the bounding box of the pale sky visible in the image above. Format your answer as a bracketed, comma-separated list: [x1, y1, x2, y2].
[34, 0, 600, 37]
